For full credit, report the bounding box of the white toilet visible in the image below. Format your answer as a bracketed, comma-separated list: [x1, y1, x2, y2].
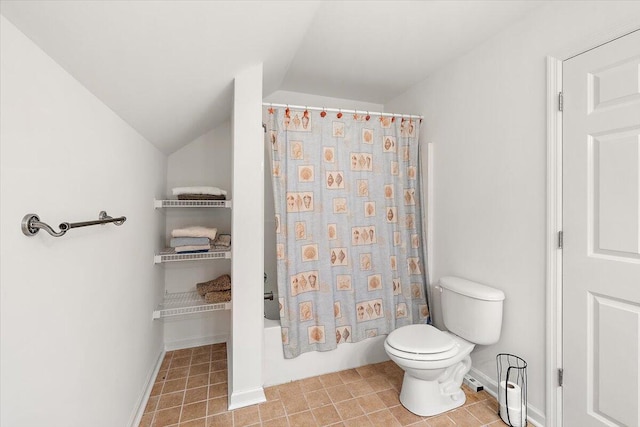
[384, 276, 505, 416]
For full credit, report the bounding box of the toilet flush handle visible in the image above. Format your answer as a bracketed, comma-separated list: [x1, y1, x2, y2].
[434, 285, 443, 293]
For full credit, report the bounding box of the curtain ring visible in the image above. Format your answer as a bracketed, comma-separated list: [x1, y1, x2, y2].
[337, 109, 343, 119]
[302, 106, 310, 129]
[321, 107, 327, 118]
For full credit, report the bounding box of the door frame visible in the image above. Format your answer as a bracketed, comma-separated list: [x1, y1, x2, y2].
[545, 24, 640, 427]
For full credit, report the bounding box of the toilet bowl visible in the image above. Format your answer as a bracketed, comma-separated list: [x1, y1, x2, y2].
[384, 276, 505, 416]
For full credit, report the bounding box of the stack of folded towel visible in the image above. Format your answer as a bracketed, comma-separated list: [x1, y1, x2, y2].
[173, 186, 227, 200]
[170, 226, 217, 253]
[197, 274, 232, 303]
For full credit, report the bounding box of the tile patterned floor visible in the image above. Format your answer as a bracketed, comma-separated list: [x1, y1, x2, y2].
[140, 343, 510, 427]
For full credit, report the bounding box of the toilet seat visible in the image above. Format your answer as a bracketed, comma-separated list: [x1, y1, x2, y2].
[385, 325, 460, 361]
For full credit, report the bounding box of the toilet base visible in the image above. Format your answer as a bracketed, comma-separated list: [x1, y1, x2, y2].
[399, 371, 467, 416]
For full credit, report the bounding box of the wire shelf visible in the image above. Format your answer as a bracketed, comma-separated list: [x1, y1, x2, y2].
[153, 291, 231, 319]
[154, 247, 231, 264]
[154, 199, 232, 209]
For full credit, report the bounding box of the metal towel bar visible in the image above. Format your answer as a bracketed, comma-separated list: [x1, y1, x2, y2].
[21, 211, 126, 237]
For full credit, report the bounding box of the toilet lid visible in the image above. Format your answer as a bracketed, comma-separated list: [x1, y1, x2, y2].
[386, 324, 456, 354]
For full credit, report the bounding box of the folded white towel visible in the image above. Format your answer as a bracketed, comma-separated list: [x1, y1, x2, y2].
[175, 244, 211, 253]
[172, 226, 218, 241]
[172, 186, 227, 196]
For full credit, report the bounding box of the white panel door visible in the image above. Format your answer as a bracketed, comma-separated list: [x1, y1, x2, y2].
[563, 30, 640, 426]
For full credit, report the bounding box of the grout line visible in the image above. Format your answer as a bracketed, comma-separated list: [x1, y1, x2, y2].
[463, 405, 486, 424]
[142, 345, 502, 427]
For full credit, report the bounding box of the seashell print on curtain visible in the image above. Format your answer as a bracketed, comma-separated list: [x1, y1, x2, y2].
[266, 107, 431, 358]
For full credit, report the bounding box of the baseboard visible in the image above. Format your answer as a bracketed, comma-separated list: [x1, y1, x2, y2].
[129, 346, 165, 427]
[469, 367, 546, 427]
[164, 333, 228, 351]
[228, 386, 267, 411]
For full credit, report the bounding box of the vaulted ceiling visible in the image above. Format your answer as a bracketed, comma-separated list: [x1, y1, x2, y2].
[0, 1, 545, 153]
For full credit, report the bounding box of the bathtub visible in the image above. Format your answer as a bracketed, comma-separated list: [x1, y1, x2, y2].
[263, 318, 390, 387]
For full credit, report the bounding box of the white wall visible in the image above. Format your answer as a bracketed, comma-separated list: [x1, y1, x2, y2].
[261, 90, 383, 319]
[229, 63, 266, 409]
[0, 17, 166, 427]
[384, 2, 640, 423]
[163, 122, 232, 348]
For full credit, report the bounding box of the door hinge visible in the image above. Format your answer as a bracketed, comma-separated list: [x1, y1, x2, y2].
[558, 368, 563, 387]
[558, 231, 563, 249]
[558, 92, 563, 112]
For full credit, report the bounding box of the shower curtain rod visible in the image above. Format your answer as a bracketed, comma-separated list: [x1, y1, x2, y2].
[262, 102, 423, 120]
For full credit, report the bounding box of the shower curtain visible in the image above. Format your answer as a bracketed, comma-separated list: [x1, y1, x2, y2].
[266, 106, 430, 358]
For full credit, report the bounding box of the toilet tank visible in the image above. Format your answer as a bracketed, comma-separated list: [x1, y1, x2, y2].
[440, 276, 505, 345]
